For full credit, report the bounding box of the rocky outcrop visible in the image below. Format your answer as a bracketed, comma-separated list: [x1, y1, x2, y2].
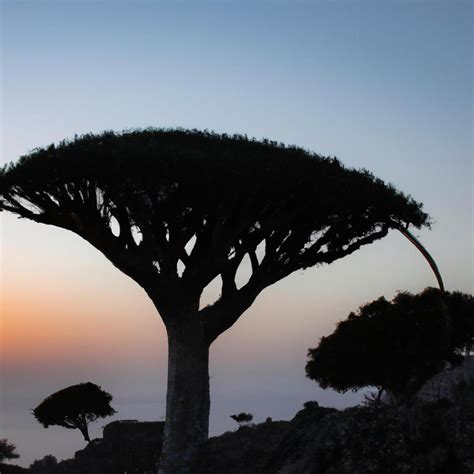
[417, 355, 474, 402]
[193, 383, 474, 474]
[192, 418, 293, 473]
[30, 420, 164, 474]
[382, 355, 474, 405]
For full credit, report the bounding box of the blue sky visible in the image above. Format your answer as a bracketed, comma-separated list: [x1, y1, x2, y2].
[1, 0, 472, 467]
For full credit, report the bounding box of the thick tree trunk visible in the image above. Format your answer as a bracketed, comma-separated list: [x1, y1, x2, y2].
[158, 320, 210, 474]
[79, 425, 91, 443]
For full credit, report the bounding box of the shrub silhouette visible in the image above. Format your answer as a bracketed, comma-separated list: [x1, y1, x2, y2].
[0, 129, 431, 472]
[0, 439, 19, 462]
[29, 455, 58, 474]
[306, 288, 474, 404]
[32, 382, 116, 443]
[231, 412, 254, 427]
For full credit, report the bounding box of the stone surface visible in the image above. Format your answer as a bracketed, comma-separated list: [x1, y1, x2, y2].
[417, 355, 474, 402]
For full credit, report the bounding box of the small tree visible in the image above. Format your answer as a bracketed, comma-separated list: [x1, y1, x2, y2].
[33, 382, 116, 443]
[0, 439, 19, 462]
[230, 412, 253, 427]
[306, 288, 474, 404]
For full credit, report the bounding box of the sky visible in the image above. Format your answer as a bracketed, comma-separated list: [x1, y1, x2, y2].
[1, 0, 472, 467]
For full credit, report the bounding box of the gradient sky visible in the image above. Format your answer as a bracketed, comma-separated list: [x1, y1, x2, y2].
[1, 0, 472, 467]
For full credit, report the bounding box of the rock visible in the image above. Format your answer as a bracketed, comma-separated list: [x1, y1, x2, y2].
[417, 355, 474, 402]
[30, 420, 164, 474]
[381, 355, 474, 405]
[192, 419, 292, 473]
[193, 382, 474, 473]
[0, 464, 29, 473]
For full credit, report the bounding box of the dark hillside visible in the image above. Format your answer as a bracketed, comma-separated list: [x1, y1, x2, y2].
[27, 381, 474, 473]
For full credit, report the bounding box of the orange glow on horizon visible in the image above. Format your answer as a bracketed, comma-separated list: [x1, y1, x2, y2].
[1, 287, 168, 369]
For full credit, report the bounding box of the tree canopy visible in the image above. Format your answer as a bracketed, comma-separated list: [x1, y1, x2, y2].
[0, 439, 19, 463]
[306, 288, 474, 403]
[0, 129, 429, 341]
[33, 382, 116, 442]
[230, 412, 254, 426]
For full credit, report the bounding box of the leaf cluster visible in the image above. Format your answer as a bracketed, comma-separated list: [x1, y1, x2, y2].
[0, 129, 428, 232]
[0, 439, 19, 462]
[32, 382, 116, 431]
[306, 288, 474, 403]
[0, 129, 430, 339]
[230, 412, 254, 425]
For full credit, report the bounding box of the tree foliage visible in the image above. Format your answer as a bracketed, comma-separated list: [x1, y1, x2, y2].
[0, 439, 19, 462]
[230, 412, 253, 426]
[33, 382, 116, 442]
[306, 288, 474, 403]
[0, 129, 429, 341]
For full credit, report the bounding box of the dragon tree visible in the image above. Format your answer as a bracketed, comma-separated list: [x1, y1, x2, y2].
[0, 129, 431, 473]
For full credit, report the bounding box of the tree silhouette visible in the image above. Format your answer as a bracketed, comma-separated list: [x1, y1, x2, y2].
[306, 288, 474, 404]
[29, 455, 58, 474]
[0, 129, 430, 473]
[230, 412, 253, 427]
[32, 382, 116, 443]
[0, 439, 19, 462]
